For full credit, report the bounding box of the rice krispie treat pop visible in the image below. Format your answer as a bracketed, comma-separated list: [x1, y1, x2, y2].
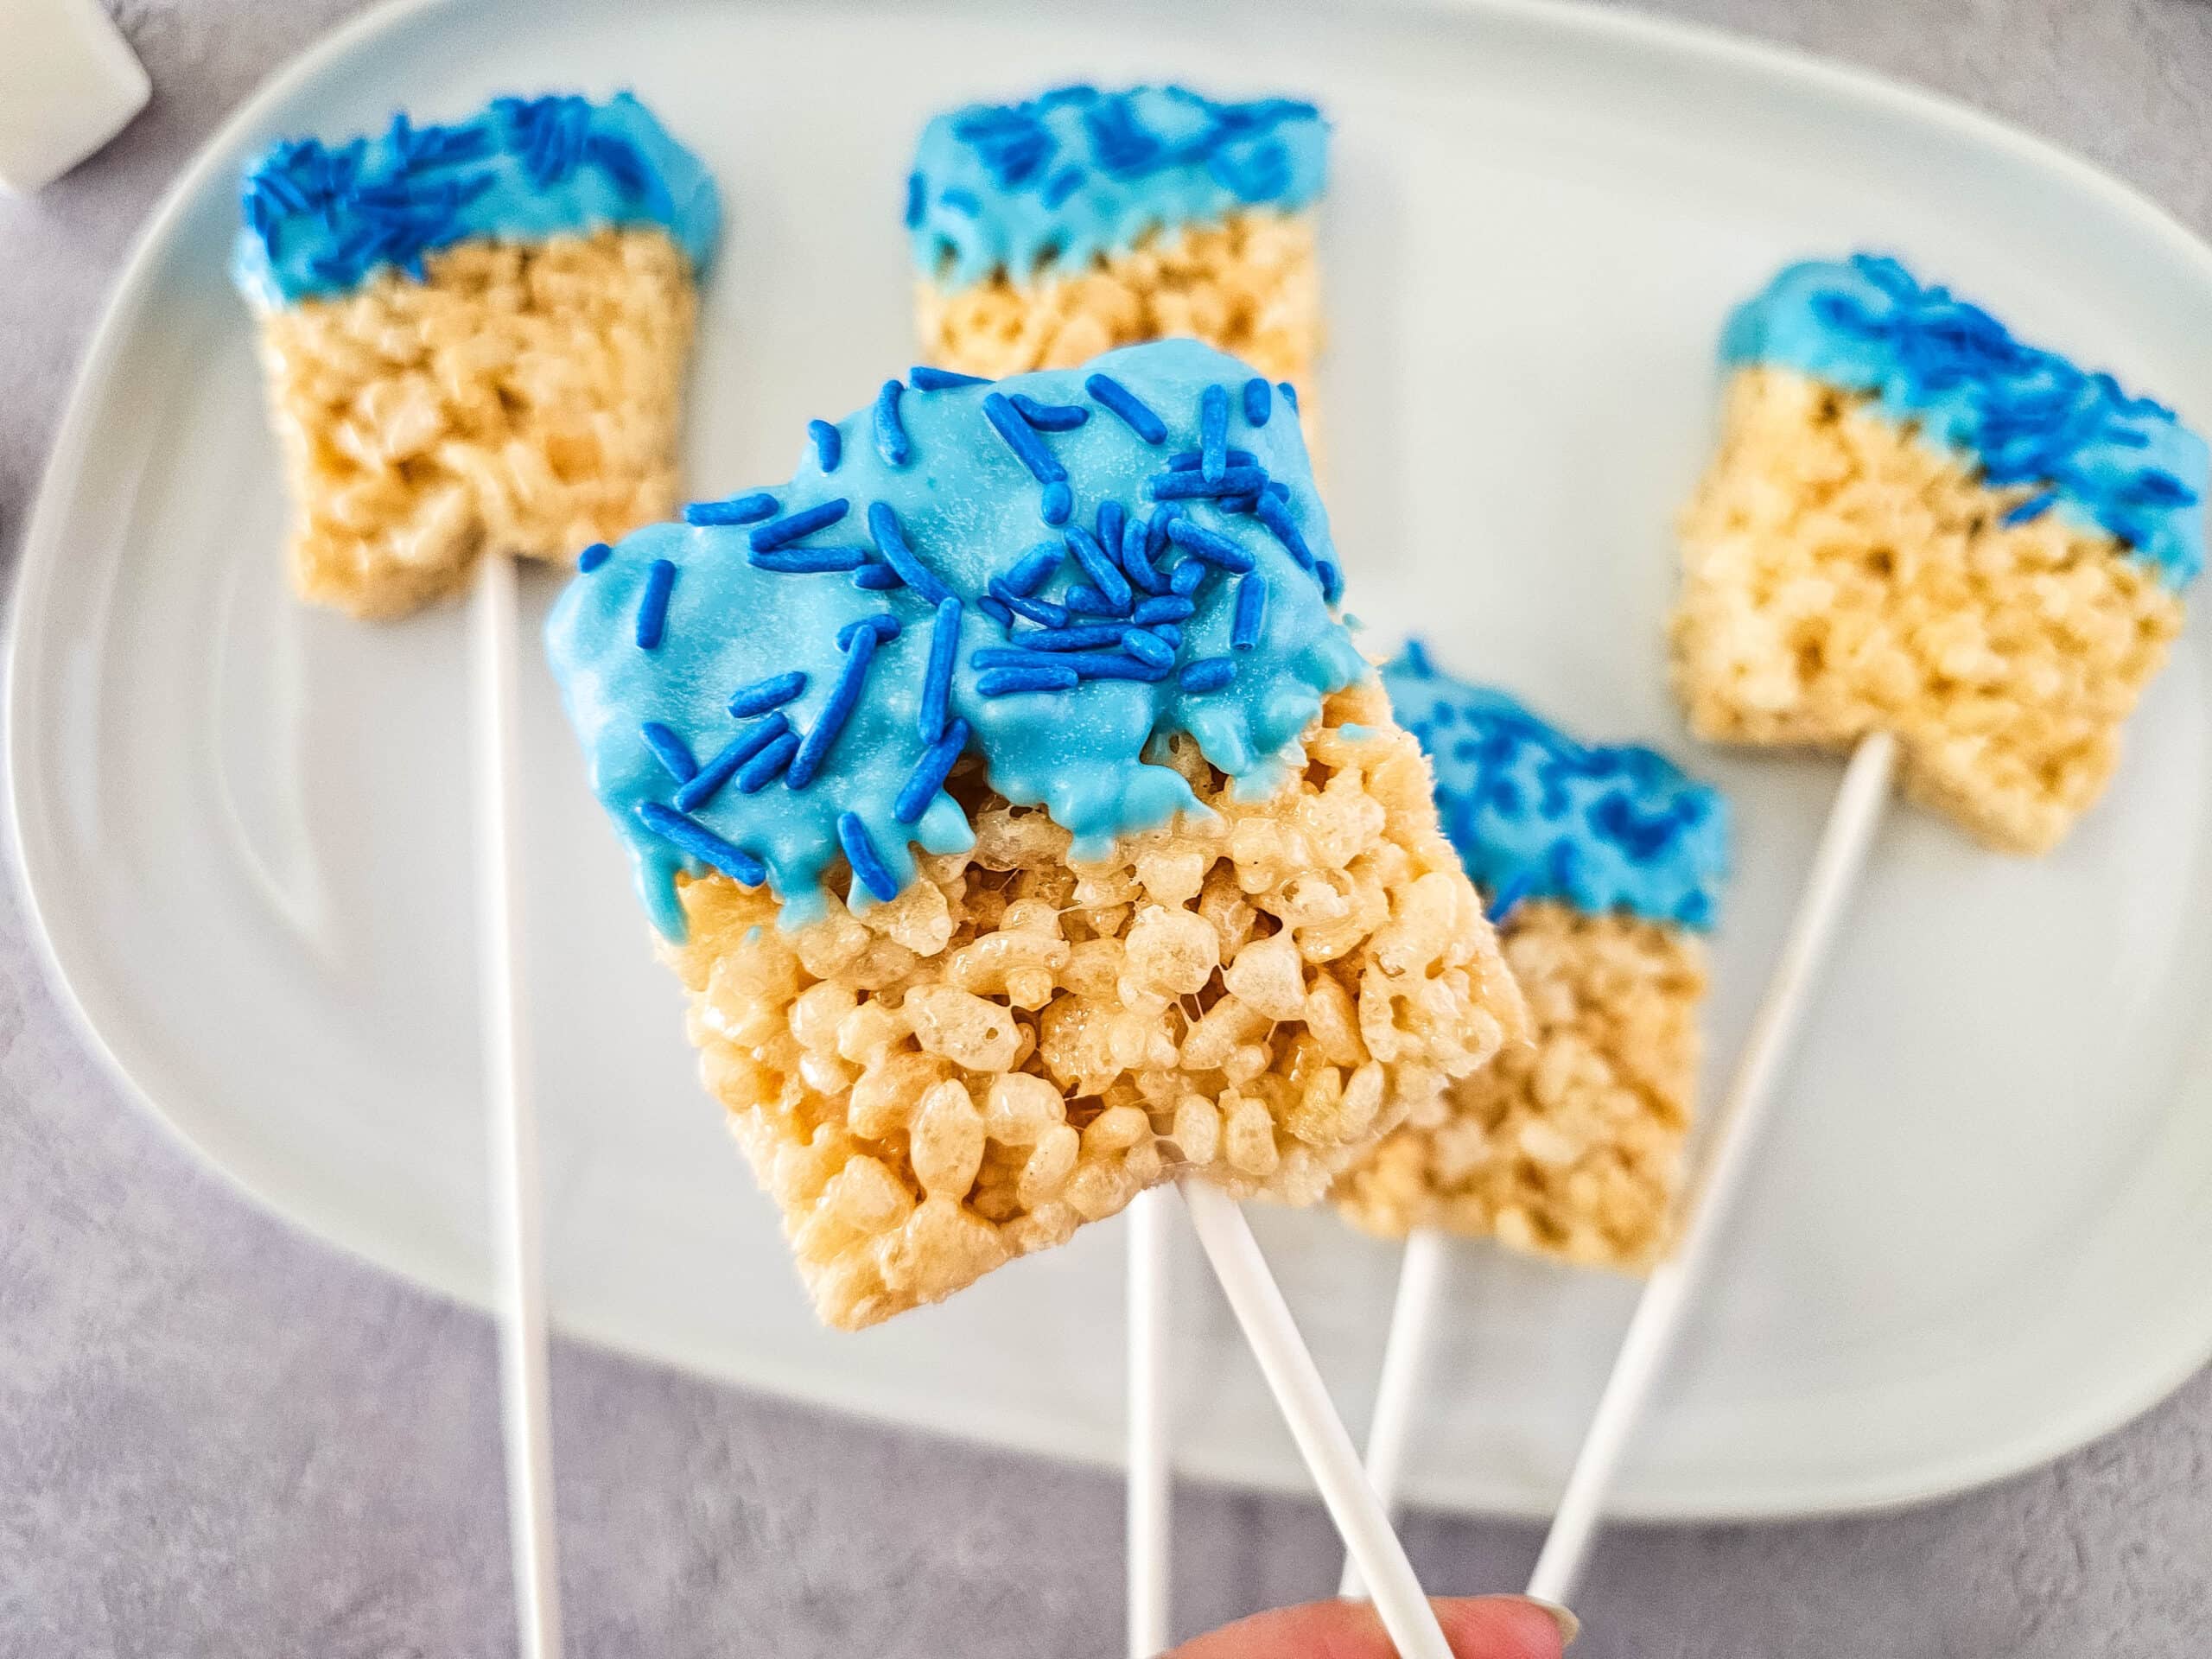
[1333, 645, 1729, 1270]
[1673, 253, 2207, 852]
[545, 340, 1524, 1329]
[233, 92, 719, 618]
[909, 84, 1325, 397]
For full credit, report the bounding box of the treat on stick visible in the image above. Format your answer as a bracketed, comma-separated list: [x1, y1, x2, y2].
[544, 339, 1525, 1330]
[233, 92, 720, 618]
[909, 85, 1324, 398]
[1673, 252, 2207, 852]
[1333, 645, 1729, 1270]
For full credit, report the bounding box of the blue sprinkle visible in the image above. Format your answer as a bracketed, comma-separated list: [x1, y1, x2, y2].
[1151, 623, 1183, 650]
[1277, 381, 1299, 413]
[979, 664, 1079, 696]
[1232, 575, 1268, 650]
[735, 728, 801, 793]
[636, 802, 766, 887]
[853, 562, 903, 589]
[1170, 558, 1210, 598]
[864, 501, 954, 604]
[635, 559, 677, 649]
[1064, 583, 1131, 618]
[1065, 526, 1133, 610]
[809, 419, 842, 472]
[1000, 623, 1130, 652]
[1243, 378, 1272, 426]
[969, 647, 1063, 669]
[1042, 163, 1086, 209]
[1070, 652, 1170, 683]
[1003, 541, 1064, 595]
[789, 624, 882, 788]
[577, 542, 611, 573]
[1146, 502, 1180, 563]
[1148, 467, 1271, 502]
[1165, 448, 1261, 473]
[999, 589, 1071, 628]
[640, 721, 697, 783]
[874, 379, 912, 467]
[836, 612, 902, 650]
[919, 596, 962, 742]
[1097, 501, 1127, 557]
[905, 170, 925, 229]
[1484, 868, 1536, 926]
[1166, 518, 1255, 573]
[1133, 595, 1194, 625]
[1120, 516, 1168, 596]
[941, 187, 982, 216]
[1255, 493, 1316, 570]
[749, 544, 870, 574]
[1316, 559, 1343, 604]
[684, 492, 779, 526]
[1041, 480, 1073, 525]
[1121, 628, 1174, 669]
[978, 594, 1014, 630]
[749, 499, 850, 550]
[728, 671, 807, 718]
[838, 811, 900, 903]
[895, 717, 971, 824]
[1198, 385, 1230, 483]
[1085, 373, 1167, 444]
[676, 714, 792, 811]
[1180, 656, 1236, 693]
[982, 391, 1066, 483]
[1012, 393, 1091, 432]
[911, 365, 990, 391]
[2002, 489, 2058, 526]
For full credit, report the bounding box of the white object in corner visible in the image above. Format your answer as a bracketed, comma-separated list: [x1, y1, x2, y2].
[0, 0, 151, 194]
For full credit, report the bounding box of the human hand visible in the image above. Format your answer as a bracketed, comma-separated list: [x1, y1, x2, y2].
[1167, 1594, 1577, 1658]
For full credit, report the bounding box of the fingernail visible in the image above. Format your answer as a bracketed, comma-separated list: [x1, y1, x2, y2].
[1511, 1595, 1581, 1648]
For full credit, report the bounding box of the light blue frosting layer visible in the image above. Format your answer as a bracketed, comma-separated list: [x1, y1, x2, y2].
[908, 83, 1327, 292]
[1722, 253, 2208, 588]
[232, 92, 721, 308]
[1383, 644, 1728, 931]
[546, 340, 1363, 938]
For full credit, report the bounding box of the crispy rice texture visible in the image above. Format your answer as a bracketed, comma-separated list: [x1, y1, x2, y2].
[663, 682, 1527, 1329]
[251, 226, 696, 620]
[916, 210, 1320, 404]
[1333, 901, 1703, 1272]
[1673, 365, 2186, 854]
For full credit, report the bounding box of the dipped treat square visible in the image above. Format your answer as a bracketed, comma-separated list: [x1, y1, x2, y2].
[1335, 645, 1729, 1270]
[234, 92, 720, 617]
[546, 341, 1526, 1328]
[1674, 254, 2207, 852]
[911, 84, 1325, 400]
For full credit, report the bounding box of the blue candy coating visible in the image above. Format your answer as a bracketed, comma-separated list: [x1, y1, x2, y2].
[1724, 253, 2208, 587]
[1383, 643, 1729, 931]
[232, 92, 720, 307]
[910, 85, 1328, 292]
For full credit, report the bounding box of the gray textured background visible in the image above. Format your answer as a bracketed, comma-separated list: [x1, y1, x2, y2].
[5, 2, 2212, 1655]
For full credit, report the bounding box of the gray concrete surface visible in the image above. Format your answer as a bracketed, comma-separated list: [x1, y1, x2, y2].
[4, 2, 2211, 1655]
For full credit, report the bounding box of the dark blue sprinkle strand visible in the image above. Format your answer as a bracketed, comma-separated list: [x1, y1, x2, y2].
[919, 596, 962, 742]
[685, 492, 779, 526]
[977, 594, 1015, 630]
[1146, 503, 1180, 563]
[788, 624, 883, 788]
[1151, 623, 1183, 650]
[852, 562, 904, 590]
[728, 671, 807, 718]
[1243, 378, 1272, 426]
[1166, 518, 1256, 572]
[874, 379, 912, 466]
[911, 365, 991, 391]
[1231, 575, 1268, 650]
[1096, 501, 1126, 559]
[1120, 515, 1168, 595]
[1041, 480, 1073, 525]
[640, 721, 697, 783]
[1013, 393, 1091, 431]
[894, 717, 971, 824]
[1002, 541, 1063, 596]
[2001, 489, 2058, 527]
[577, 541, 611, 572]
[982, 392, 1066, 483]
[1316, 558, 1343, 604]
[1198, 384, 1230, 484]
[838, 812, 900, 903]
[1149, 466, 1271, 501]
[1166, 447, 1258, 472]
[866, 501, 955, 604]
[836, 613, 902, 651]
[997, 588, 1071, 628]
[978, 664, 1079, 696]
[749, 544, 870, 574]
[736, 728, 801, 793]
[1170, 558, 1209, 598]
[1277, 381, 1299, 413]
[1484, 868, 1537, 927]
[749, 499, 850, 550]
[637, 802, 766, 887]
[1255, 493, 1315, 570]
[1180, 656, 1235, 693]
[1133, 594, 1194, 625]
[809, 419, 842, 472]
[1065, 584, 1130, 618]
[996, 623, 1130, 652]
[1084, 373, 1168, 443]
[1121, 629, 1174, 669]
[676, 715, 792, 811]
[1065, 526, 1133, 610]
[635, 559, 677, 649]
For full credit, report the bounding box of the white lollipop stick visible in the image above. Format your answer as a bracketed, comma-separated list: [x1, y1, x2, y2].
[472, 552, 563, 1659]
[1179, 1180, 1452, 1659]
[1526, 729, 1897, 1606]
[1126, 1187, 1173, 1657]
[1337, 1224, 1450, 1599]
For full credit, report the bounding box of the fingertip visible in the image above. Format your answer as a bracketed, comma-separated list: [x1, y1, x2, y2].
[1435, 1593, 1578, 1657]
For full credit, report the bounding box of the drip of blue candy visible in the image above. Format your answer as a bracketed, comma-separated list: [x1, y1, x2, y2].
[232, 92, 721, 307]
[908, 83, 1327, 292]
[1382, 644, 1728, 932]
[1723, 253, 2209, 587]
[546, 340, 1363, 938]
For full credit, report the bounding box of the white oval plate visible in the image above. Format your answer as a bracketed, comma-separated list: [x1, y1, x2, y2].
[14, 0, 2212, 1522]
